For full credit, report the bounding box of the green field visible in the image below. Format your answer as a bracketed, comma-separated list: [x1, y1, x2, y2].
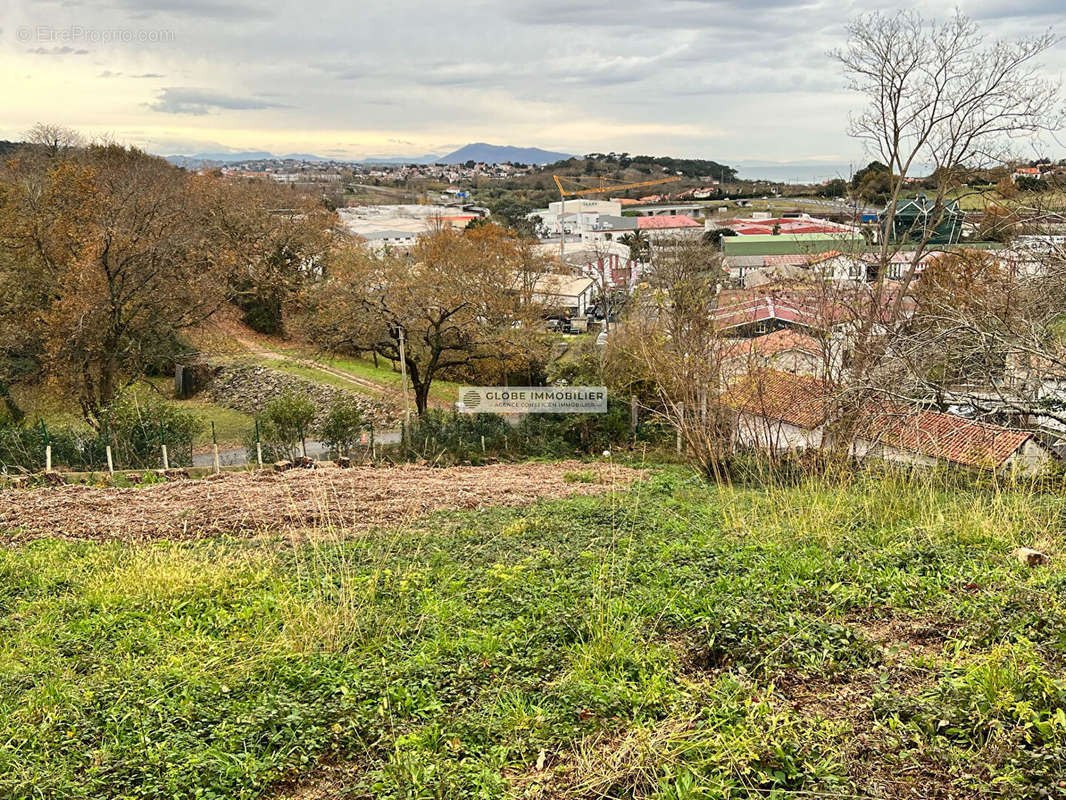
[1, 468, 1064, 799]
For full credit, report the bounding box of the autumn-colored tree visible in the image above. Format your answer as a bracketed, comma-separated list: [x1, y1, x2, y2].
[0, 142, 229, 425]
[193, 175, 341, 334]
[301, 226, 552, 415]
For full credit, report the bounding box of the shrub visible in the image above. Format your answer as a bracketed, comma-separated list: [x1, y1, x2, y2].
[399, 410, 513, 464]
[105, 392, 203, 468]
[247, 390, 316, 462]
[317, 398, 367, 457]
[0, 393, 202, 472]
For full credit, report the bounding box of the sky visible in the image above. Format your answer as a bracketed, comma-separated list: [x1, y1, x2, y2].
[1, 0, 1064, 167]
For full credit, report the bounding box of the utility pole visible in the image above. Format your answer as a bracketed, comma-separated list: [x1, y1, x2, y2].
[397, 326, 411, 423]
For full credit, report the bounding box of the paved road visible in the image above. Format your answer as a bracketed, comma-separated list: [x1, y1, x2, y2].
[191, 431, 402, 467]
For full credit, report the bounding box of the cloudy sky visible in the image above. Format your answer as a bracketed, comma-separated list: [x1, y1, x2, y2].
[1, 0, 1063, 165]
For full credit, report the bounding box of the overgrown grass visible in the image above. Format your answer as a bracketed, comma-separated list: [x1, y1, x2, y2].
[1, 469, 1064, 799]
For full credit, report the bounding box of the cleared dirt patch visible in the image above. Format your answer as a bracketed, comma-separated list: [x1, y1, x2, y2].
[0, 461, 640, 543]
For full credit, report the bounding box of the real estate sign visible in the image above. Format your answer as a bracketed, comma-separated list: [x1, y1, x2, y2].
[458, 387, 607, 414]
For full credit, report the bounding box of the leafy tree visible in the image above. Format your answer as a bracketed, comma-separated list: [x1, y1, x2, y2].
[0, 142, 229, 426]
[619, 230, 651, 262]
[702, 227, 737, 249]
[817, 178, 848, 198]
[317, 398, 367, 457]
[194, 175, 339, 335]
[302, 226, 552, 415]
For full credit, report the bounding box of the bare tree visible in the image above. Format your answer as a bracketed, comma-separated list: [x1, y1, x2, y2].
[827, 10, 1063, 444]
[607, 238, 734, 478]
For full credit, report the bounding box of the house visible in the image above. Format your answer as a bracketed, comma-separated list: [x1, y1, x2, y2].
[719, 216, 856, 237]
[560, 243, 641, 290]
[530, 273, 598, 318]
[1013, 166, 1043, 181]
[725, 370, 830, 452]
[853, 407, 1052, 473]
[721, 330, 825, 381]
[724, 370, 1055, 473]
[636, 214, 704, 240]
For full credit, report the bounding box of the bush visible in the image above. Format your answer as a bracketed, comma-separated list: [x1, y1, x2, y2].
[317, 398, 367, 457]
[399, 410, 513, 464]
[247, 390, 316, 462]
[105, 392, 203, 468]
[0, 393, 202, 472]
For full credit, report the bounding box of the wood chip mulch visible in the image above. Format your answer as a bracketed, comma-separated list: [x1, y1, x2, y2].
[0, 461, 640, 544]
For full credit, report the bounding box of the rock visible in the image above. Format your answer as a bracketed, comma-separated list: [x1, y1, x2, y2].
[201, 364, 399, 429]
[1013, 547, 1049, 567]
[274, 460, 293, 472]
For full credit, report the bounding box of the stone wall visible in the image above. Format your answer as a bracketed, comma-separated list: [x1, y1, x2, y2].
[203, 365, 399, 428]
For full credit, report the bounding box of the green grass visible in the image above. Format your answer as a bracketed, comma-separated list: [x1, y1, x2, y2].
[173, 400, 254, 448]
[1, 469, 1065, 799]
[266, 349, 462, 409]
[8, 381, 254, 448]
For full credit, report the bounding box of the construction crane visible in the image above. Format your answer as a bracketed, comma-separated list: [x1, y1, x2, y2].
[551, 173, 682, 260]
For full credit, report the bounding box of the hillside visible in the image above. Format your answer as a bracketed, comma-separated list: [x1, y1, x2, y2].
[0, 467, 1062, 798]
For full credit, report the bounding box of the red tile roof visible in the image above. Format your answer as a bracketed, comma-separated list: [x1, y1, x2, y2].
[722, 329, 823, 361]
[723, 370, 832, 430]
[858, 408, 1034, 469]
[637, 215, 702, 230]
[726, 370, 1036, 468]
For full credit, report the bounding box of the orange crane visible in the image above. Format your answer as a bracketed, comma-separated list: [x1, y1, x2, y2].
[551, 174, 682, 260]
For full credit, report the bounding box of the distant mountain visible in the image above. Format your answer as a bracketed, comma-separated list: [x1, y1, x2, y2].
[164, 143, 573, 168]
[438, 143, 573, 165]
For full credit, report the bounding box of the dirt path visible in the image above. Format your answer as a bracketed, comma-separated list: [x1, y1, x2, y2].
[0, 461, 641, 543]
[237, 338, 395, 399]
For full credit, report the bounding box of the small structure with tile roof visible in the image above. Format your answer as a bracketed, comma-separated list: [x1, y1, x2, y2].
[724, 370, 1054, 473]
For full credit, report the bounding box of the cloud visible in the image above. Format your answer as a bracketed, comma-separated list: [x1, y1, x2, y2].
[6, 0, 1063, 162]
[147, 87, 288, 115]
[111, 0, 262, 19]
[27, 46, 89, 55]
[100, 71, 165, 79]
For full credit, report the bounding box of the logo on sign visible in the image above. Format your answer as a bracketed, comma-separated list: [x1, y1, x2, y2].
[458, 387, 607, 414]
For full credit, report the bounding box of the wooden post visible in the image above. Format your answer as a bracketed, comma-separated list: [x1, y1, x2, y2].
[106, 445, 114, 475]
[480, 435, 486, 453]
[676, 402, 684, 455]
[160, 421, 169, 470]
[630, 395, 638, 441]
[40, 420, 51, 471]
[255, 418, 263, 468]
[211, 421, 220, 475]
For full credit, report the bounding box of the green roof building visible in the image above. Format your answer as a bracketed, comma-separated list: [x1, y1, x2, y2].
[721, 232, 864, 257]
[880, 195, 963, 245]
